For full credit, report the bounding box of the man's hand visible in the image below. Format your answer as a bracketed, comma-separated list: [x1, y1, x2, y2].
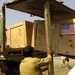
[47, 50, 54, 55]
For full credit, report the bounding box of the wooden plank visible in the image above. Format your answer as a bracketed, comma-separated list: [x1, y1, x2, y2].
[6, 0, 75, 19]
[54, 23, 60, 53]
[2, 5, 6, 52]
[33, 21, 47, 51]
[23, 21, 27, 47]
[31, 21, 36, 48]
[44, 1, 54, 75]
[6, 29, 11, 51]
[26, 21, 33, 46]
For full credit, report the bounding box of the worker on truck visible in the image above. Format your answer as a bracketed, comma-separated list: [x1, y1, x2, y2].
[19, 46, 53, 75]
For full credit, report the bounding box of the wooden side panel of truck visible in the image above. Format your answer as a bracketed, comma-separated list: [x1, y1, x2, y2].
[6, 21, 33, 51]
[58, 19, 75, 56]
[31, 20, 57, 52]
[32, 19, 75, 56]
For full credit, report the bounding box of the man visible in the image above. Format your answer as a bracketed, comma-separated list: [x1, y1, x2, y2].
[19, 46, 52, 75]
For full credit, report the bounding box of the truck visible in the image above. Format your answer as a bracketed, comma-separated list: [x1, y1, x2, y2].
[0, 0, 75, 75]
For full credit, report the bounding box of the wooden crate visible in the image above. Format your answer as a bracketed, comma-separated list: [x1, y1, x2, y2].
[32, 19, 75, 57]
[57, 19, 75, 56]
[6, 21, 33, 51]
[32, 20, 46, 51]
[31, 20, 57, 52]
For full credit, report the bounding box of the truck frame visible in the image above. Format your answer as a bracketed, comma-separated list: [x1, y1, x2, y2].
[1, 0, 75, 75]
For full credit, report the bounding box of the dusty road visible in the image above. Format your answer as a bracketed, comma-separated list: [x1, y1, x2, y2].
[43, 56, 75, 75]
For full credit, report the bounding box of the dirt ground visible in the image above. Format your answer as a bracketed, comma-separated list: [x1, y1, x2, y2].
[43, 56, 75, 75]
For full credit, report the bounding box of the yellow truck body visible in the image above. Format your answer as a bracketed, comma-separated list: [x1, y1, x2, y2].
[6, 21, 33, 51]
[32, 19, 75, 56]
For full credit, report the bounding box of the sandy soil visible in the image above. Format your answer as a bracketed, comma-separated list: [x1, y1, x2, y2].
[43, 56, 75, 75]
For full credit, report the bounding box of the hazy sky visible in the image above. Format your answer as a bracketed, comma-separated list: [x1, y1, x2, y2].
[0, 0, 75, 27]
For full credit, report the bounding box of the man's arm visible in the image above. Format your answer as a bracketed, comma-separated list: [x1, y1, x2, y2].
[36, 51, 53, 67]
[41, 66, 48, 72]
